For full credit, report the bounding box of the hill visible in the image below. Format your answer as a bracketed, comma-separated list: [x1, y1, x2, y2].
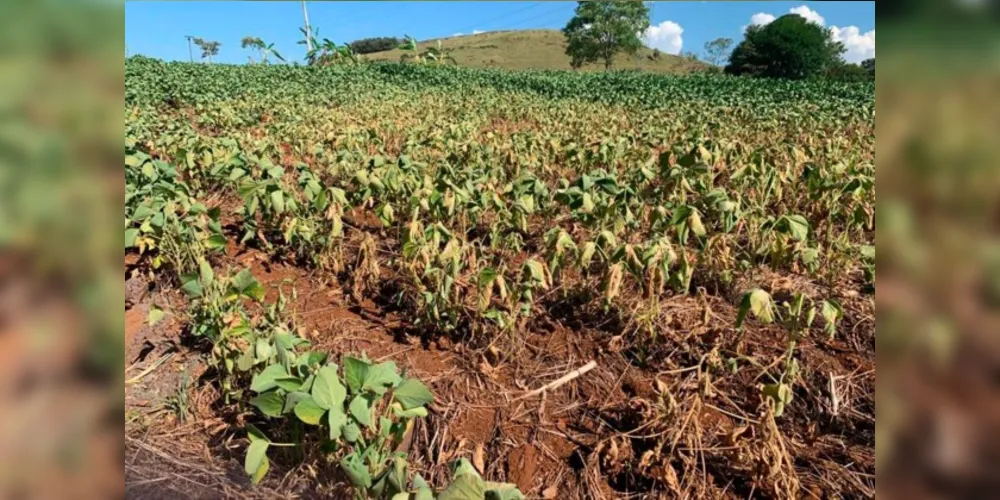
[363, 29, 707, 74]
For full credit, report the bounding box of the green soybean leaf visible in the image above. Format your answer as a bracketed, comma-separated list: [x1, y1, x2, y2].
[250, 392, 285, 418]
[206, 233, 227, 250]
[821, 300, 844, 337]
[364, 361, 402, 394]
[251, 364, 289, 394]
[294, 396, 326, 425]
[349, 394, 373, 428]
[394, 379, 434, 410]
[439, 460, 486, 500]
[485, 485, 526, 500]
[736, 289, 774, 329]
[342, 422, 361, 443]
[782, 215, 810, 241]
[328, 406, 347, 441]
[312, 365, 346, 411]
[340, 453, 372, 488]
[343, 356, 370, 394]
[275, 376, 304, 392]
[282, 391, 311, 415]
[181, 276, 203, 299]
[198, 259, 214, 286]
[245, 439, 269, 480]
[125, 228, 139, 249]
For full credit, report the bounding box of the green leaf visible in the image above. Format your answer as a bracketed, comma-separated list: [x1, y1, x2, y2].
[342, 422, 361, 443]
[439, 463, 486, 500]
[349, 394, 374, 428]
[328, 406, 347, 441]
[125, 228, 139, 248]
[340, 453, 373, 489]
[312, 365, 346, 411]
[579, 242, 597, 268]
[199, 259, 214, 287]
[821, 300, 843, 337]
[230, 269, 265, 301]
[364, 361, 402, 395]
[270, 190, 286, 215]
[688, 210, 707, 237]
[392, 405, 428, 419]
[486, 485, 526, 500]
[736, 289, 774, 329]
[251, 364, 289, 393]
[148, 307, 165, 326]
[181, 277, 203, 299]
[343, 356, 370, 394]
[245, 439, 269, 480]
[394, 379, 434, 410]
[282, 391, 311, 415]
[275, 376, 304, 392]
[294, 396, 326, 425]
[763, 383, 794, 417]
[523, 260, 548, 289]
[229, 168, 247, 182]
[205, 233, 227, 250]
[780, 215, 810, 241]
[250, 392, 285, 418]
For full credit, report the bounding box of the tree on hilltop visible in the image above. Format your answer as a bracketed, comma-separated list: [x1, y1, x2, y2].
[563, 1, 651, 70]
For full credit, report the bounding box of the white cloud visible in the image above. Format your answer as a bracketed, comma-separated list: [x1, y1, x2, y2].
[643, 20, 684, 55]
[744, 5, 823, 32]
[749, 13, 776, 27]
[789, 5, 826, 26]
[452, 33, 464, 37]
[472, 30, 485, 35]
[830, 26, 875, 63]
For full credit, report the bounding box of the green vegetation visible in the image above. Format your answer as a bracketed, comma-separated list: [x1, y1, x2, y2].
[241, 36, 285, 64]
[703, 37, 734, 67]
[363, 30, 705, 73]
[726, 14, 846, 80]
[350, 36, 404, 55]
[192, 37, 221, 64]
[562, 0, 651, 70]
[126, 54, 873, 496]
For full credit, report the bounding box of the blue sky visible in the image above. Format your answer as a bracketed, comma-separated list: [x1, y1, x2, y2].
[126, 1, 875, 64]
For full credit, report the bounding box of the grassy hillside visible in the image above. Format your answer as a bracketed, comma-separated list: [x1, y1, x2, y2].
[364, 29, 707, 74]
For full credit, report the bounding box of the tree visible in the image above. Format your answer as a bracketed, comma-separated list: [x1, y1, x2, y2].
[824, 61, 869, 83]
[241, 37, 285, 64]
[861, 58, 874, 78]
[703, 37, 733, 67]
[349, 37, 402, 55]
[193, 38, 221, 64]
[563, 1, 650, 70]
[725, 14, 845, 80]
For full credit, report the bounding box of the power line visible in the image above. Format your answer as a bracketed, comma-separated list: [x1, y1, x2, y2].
[452, 2, 546, 36]
[503, 4, 571, 31]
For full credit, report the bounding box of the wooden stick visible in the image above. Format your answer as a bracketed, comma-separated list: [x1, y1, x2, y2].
[126, 353, 175, 386]
[516, 361, 597, 401]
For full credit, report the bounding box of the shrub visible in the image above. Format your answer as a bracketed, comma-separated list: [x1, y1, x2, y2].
[349, 37, 402, 55]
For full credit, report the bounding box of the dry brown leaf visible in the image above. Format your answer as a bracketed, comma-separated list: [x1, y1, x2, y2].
[661, 463, 681, 496]
[638, 450, 656, 470]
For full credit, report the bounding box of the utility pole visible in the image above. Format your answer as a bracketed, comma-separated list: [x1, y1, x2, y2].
[301, 1, 313, 52]
[185, 35, 194, 62]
